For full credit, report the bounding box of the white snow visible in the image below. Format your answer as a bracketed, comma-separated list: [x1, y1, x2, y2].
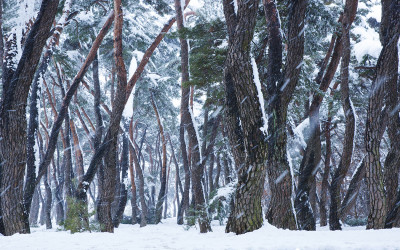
[2, 219, 400, 249]
[189, 99, 203, 161]
[353, 1, 382, 62]
[251, 58, 268, 135]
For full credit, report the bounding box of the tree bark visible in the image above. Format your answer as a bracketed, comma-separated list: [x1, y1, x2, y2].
[224, 0, 273, 235]
[151, 92, 168, 224]
[128, 119, 137, 225]
[113, 132, 129, 228]
[365, 0, 399, 229]
[329, 0, 358, 231]
[382, 0, 400, 228]
[264, 0, 307, 230]
[0, 0, 59, 236]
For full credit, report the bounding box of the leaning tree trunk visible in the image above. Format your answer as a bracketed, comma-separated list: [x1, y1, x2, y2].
[329, 0, 358, 231]
[0, 0, 59, 236]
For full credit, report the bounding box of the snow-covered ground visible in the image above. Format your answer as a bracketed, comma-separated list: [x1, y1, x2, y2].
[1, 219, 400, 249]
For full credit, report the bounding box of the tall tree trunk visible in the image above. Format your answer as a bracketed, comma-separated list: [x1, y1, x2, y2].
[319, 103, 332, 227]
[382, 0, 400, 228]
[264, 0, 306, 230]
[0, 0, 59, 236]
[176, 0, 191, 226]
[44, 168, 52, 229]
[151, 92, 168, 224]
[113, 132, 129, 228]
[174, 0, 211, 233]
[365, 0, 399, 229]
[224, 0, 273, 235]
[128, 119, 137, 225]
[29, 187, 40, 226]
[97, 0, 127, 233]
[329, 0, 358, 231]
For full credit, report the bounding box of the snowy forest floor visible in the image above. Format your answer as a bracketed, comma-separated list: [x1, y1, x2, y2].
[1, 218, 400, 249]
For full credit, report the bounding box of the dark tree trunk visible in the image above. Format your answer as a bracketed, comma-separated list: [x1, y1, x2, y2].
[97, 0, 127, 233]
[319, 103, 332, 227]
[329, 0, 358, 231]
[44, 169, 52, 229]
[175, 0, 191, 227]
[224, 0, 275, 235]
[151, 92, 168, 224]
[29, 187, 40, 226]
[113, 132, 129, 228]
[365, 0, 399, 229]
[24, 1, 73, 230]
[175, 0, 211, 233]
[382, 0, 400, 228]
[0, 0, 59, 236]
[222, 0, 246, 173]
[264, 0, 306, 230]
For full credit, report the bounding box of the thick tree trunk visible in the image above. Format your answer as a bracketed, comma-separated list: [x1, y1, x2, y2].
[365, 0, 399, 229]
[224, 0, 274, 235]
[382, 0, 400, 228]
[0, 0, 59, 236]
[222, 0, 246, 172]
[263, 0, 307, 230]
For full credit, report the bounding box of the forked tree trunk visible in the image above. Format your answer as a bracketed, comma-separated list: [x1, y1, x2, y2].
[224, 0, 271, 235]
[264, 0, 307, 230]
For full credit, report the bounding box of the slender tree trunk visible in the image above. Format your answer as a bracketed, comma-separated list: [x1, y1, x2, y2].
[329, 0, 358, 230]
[29, 187, 40, 226]
[319, 103, 332, 227]
[174, 0, 211, 233]
[176, 0, 191, 226]
[44, 168, 52, 229]
[128, 119, 137, 225]
[97, 0, 127, 233]
[113, 132, 129, 228]
[151, 92, 168, 224]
